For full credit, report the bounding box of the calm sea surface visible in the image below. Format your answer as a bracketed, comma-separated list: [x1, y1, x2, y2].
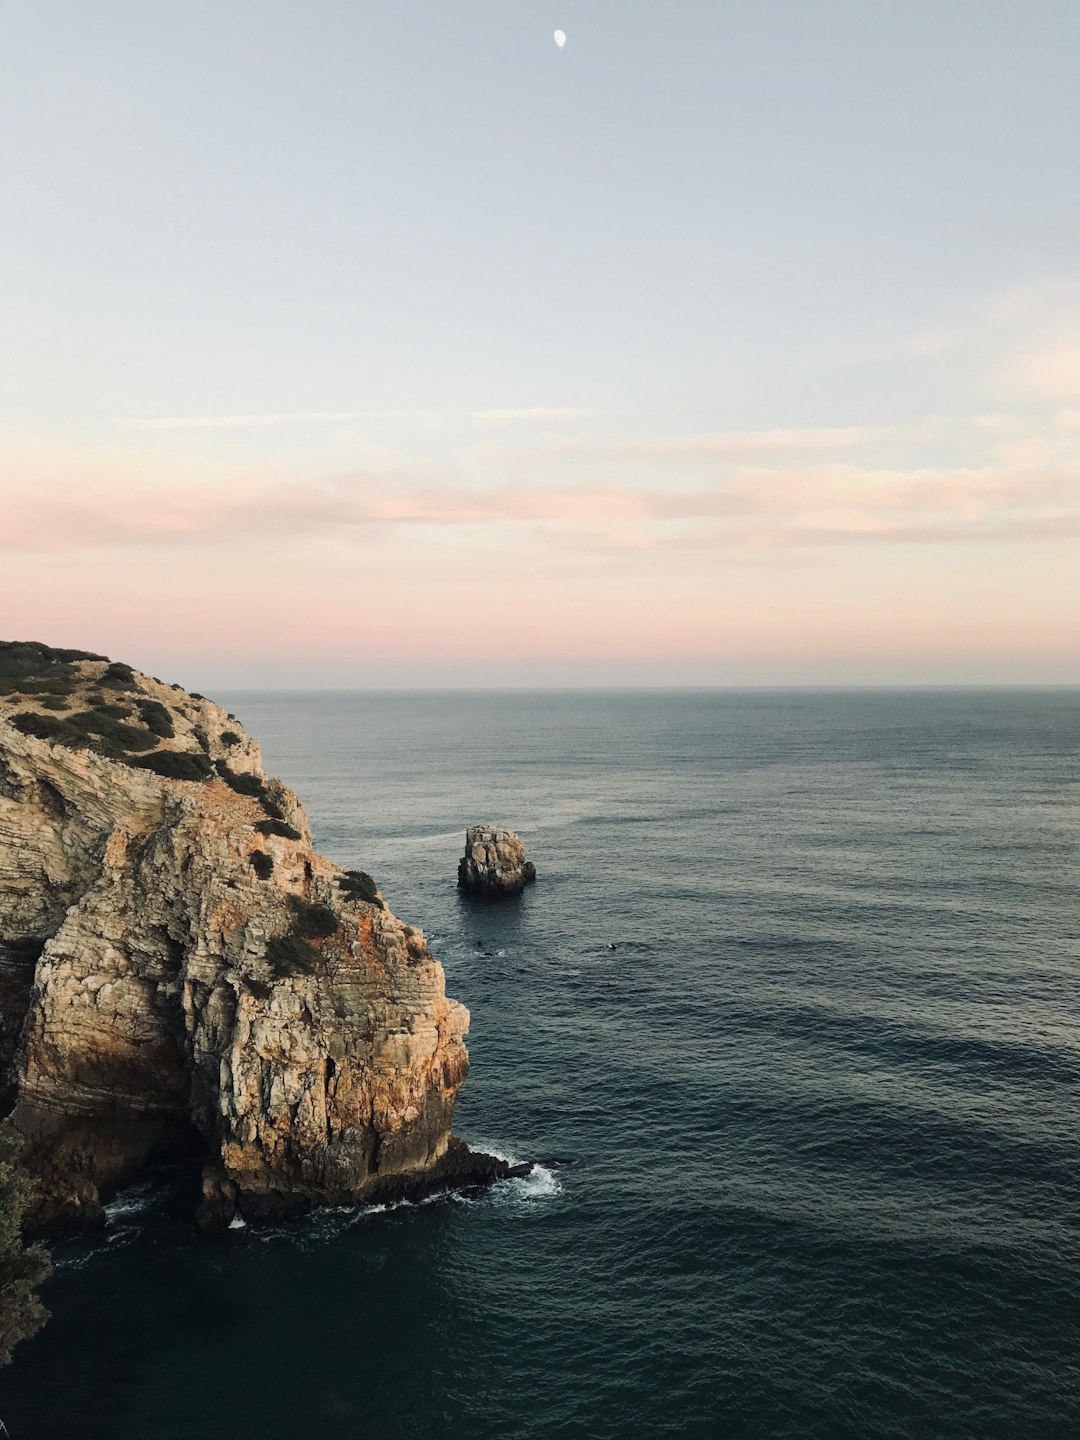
[4, 690, 1079, 1439]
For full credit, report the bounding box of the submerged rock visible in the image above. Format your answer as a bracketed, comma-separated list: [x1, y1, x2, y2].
[457, 825, 537, 898]
[0, 641, 516, 1231]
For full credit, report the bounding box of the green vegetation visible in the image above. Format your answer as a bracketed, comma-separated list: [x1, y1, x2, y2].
[64, 711, 157, 752]
[0, 1128, 51, 1367]
[10, 705, 158, 754]
[265, 895, 338, 977]
[254, 818, 302, 841]
[214, 761, 263, 798]
[214, 762, 283, 819]
[265, 932, 317, 979]
[338, 869, 383, 908]
[130, 750, 214, 781]
[220, 730, 241, 747]
[0, 640, 104, 679]
[0, 641, 103, 701]
[10, 712, 68, 742]
[137, 699, 175, 738]
[250, 850, 274, 880]
[99, 661, 135, 688]
[0, 674, 77, 697]
[0, 644, 188, 773]
[288, 895, 339, 938]
[85, 702, 130, 719]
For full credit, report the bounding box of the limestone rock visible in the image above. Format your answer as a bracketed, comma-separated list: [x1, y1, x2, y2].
[0, 642, 522, 1230]
[457, 825, 537, 898]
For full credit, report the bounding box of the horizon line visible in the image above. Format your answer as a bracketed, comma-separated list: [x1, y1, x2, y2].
[208, 681, 1080, 693]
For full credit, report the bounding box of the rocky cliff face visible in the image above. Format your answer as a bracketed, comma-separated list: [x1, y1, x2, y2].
[458, 825, 537, 898]
[0, 643, 516, 1231]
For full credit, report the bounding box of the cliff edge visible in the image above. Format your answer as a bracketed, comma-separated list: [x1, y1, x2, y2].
[0, 642, 517, 1231]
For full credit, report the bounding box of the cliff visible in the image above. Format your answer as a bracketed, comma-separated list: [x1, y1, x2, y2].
[0, 642, 518, 1231]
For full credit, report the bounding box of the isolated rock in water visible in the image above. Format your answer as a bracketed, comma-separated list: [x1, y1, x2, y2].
[457, 825, 537, 898]
[0, 640, 520, 1232]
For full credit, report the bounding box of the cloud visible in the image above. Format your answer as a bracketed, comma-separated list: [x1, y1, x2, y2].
[122, 412, 366, 430]
[469, 407, 596, 425]
[123, 406, 598, 431]
[475, 426, 882, 466]
[1008, 338, 1080, 402]
[3, 415, 1080, 559]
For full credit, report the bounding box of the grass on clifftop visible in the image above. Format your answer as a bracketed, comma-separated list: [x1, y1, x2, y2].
[129, 750, 215, 781]
[0, 641, 106, 680]
[1, 641, 215, 782]
[214, 761, 284, 819]
[0, 642, 283, 801]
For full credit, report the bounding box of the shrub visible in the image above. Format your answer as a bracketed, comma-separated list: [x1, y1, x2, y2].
[189, 692, 205, 701]
[9, 712, 67, 741]
[0, 640, 103, 680]
[0, 1128, 51, 1366]
[288, 896, 338, 938]
[99, 661, 135, 688]
[214, 763, 282, 819]
[214, 761, 264, 798]
[37, 695, 70, 711]
[250, 850, 274, 880]
[265, 932, 317, 979]
[254, 818, 301, 841]
[0, 675, 76, 697]
[338, 869, 383, 908]
[7, 706, 165, 758]
[130, 750, 214, 781]
[191, 725, 210, 753]
[65, 712, 157, 752]
[221, 730, 241, 747]
[108, 724, 158, 752]
[137, 699, 175, 738]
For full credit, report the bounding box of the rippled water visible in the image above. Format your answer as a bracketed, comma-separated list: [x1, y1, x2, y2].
[3, 690, 1079, 1439]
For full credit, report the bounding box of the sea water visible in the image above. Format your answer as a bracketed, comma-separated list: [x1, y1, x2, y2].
[3, 690, 1079, 1439]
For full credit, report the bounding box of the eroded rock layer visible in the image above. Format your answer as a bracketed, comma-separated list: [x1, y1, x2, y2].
[0, 643, 511, 1230]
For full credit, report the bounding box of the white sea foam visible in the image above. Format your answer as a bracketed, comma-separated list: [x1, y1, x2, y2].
[103, 1182, 158, 1222]
[468, 1140, 564, 1207]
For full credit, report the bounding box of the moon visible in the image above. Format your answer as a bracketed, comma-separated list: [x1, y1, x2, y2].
[554, 29, 566, 48]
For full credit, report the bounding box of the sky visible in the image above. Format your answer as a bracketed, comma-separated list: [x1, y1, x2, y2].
[2, 1, 1079, 688]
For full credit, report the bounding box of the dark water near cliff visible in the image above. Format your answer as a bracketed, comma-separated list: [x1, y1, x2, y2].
[4, 690, 1080, 1439]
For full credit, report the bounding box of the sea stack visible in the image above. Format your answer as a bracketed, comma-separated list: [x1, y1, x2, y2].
[457, 825, 537, 898]
[0, 641, 523, 1232]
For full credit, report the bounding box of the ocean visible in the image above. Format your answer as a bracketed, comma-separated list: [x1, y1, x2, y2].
[3, 690, 1079, 1439]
